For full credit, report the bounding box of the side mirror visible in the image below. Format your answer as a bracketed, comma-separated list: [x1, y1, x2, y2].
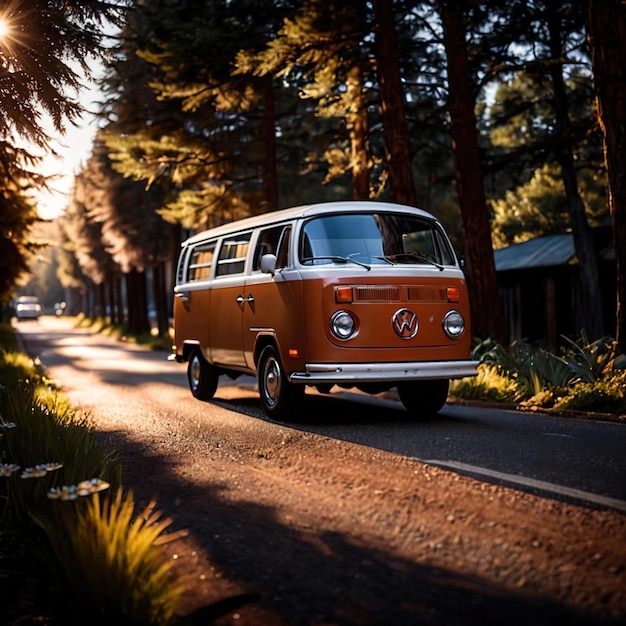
[260, 253, 277, 276]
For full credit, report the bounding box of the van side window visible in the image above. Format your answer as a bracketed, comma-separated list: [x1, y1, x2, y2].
[176, 248, 189, 284]
[253, 224, 291, 271]
[216, 232, 251, 277]
[188, 241, 216, 282]
[253, 225, 284, 271]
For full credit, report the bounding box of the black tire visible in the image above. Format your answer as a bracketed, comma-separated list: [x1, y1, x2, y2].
[257, 345, 304, 419]
[397, 379, 449, 416]
[187, 350, 219, 401]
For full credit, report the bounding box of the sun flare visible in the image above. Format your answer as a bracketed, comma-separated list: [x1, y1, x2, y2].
[0, 18, 9, 40]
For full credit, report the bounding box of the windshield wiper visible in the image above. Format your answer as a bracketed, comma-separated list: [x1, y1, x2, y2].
[376, 252, 444, 271]
[301, 255, 371, 271]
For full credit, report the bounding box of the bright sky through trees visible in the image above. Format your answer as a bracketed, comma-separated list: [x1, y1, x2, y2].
[0, 3, 113, 221]
[36, 110, 99, 220]
[35, 70, 102, 220]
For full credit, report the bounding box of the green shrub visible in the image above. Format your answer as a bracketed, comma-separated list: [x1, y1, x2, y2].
[455, 336, 625, 415]
[560, 333, 616, 382]
[555, 370, 626, 415]
[475, 337, 576, 395]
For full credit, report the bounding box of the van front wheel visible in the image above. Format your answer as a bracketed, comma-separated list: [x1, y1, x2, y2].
[258, 346, 304, 419]
[188, 350, 219, 401]
[397, 379, 449, 416]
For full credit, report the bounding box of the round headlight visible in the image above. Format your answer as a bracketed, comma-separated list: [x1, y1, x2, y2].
[443, 310, 465, 338]
[330, 310, 356, 340]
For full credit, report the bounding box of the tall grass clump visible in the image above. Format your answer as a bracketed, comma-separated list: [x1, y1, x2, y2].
[0, 323, 190, 624]
[39, 488, 187, 625]
[449, 363, 518, 403]
[1, 379, 122, 542]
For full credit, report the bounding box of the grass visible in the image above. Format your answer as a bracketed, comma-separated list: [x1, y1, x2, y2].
[1, 321, 254, 624]
[39, 489, 188, 625]
[0, 323, 187, 624]
[74, 314, 174, 351]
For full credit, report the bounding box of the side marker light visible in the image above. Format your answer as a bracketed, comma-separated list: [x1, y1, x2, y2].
[447, 287, 460, 303]
[335, 286, 353, 303]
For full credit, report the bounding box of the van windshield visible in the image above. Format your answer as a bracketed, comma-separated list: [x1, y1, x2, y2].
[299, 213, 456, 268]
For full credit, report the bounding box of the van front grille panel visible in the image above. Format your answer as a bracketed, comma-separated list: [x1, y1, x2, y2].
[406, 286, 447, 302]
[353, 286, 401, 302]
[350, 285, 448, 302]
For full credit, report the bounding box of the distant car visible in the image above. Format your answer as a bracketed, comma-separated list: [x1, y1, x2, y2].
[15, 296, 42, 320]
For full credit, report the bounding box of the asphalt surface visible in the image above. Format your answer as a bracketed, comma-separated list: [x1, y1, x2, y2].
[14, 316, 626, 513]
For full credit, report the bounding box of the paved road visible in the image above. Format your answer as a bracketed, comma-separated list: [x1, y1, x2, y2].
[14, 316, 626, 512]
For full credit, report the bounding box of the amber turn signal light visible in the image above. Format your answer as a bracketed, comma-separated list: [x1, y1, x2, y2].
[447, 287, 460, 303]
[335, 286, 353, 303]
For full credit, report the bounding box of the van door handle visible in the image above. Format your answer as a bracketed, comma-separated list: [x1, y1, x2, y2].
[236, 294, 254, 304]
[176, 292, 190, 303]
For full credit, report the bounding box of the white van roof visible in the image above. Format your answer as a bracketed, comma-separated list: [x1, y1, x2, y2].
[182, 201, 437, 247]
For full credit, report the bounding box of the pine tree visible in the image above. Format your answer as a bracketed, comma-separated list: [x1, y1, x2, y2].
[0, 0, 124, 305]
[438, 0, 508, 343]
[235, 0, 373, 199]
[586, 0, 626, 355]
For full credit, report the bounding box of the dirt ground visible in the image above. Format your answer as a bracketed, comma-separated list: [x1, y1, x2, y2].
[116, 426, 626, 626]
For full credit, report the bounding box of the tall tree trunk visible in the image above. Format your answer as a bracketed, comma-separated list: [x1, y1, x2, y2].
[547, 7, 604, 340]
[152, 262, 169, 336]
[586, 0, 626, 356]
[126, 268, 150, 335]
[262, 75, 278, 211]
[113, 273, 123, 326]
[107, 273, 116, 325]
[96, 281, 106, 320]
[372, 0, 418, 206]
[439, 0, 508, 344]
[347, 63, 370, 200]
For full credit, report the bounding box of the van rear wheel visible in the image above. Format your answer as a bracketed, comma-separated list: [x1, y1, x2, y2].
[397, 379, 449, 416]
[188, 350, 219, 401]
[258, 345, 304, 419]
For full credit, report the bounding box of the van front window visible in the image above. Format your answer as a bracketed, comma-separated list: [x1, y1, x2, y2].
[299, 213, 456, 267]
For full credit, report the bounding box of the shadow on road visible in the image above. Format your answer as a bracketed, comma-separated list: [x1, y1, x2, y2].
[97, 425, 621, 626]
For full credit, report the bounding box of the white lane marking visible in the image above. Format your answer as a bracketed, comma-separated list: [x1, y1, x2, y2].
[423, 459, 626, 513]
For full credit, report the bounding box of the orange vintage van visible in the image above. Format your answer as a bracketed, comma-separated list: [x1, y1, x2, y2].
[172, 201, 478, 418]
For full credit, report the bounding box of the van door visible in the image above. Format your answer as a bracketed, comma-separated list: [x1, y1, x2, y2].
[209, 232, 252, 368]
[243, 224, 304, 370]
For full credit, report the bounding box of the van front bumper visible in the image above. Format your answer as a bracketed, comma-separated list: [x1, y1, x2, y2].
[289, 360, 479, 384]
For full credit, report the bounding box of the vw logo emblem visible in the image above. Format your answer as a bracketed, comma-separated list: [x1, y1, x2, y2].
[392, 308, 418, 339]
